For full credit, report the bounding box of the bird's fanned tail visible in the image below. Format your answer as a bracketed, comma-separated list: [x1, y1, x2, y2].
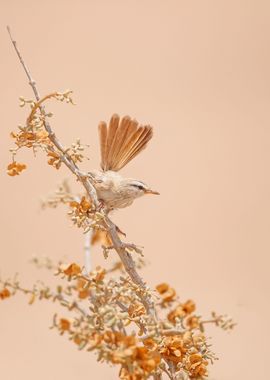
[98, 114, 153, 172]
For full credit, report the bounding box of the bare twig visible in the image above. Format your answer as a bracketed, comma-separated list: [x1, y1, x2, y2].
[7, 26, 153, 313]
[1, 279, 87, 316]
[160, 366, 173, 380]
[168, 362, 177, 380]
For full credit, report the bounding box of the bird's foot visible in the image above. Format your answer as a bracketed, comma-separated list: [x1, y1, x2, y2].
[96, 199, 106, 212]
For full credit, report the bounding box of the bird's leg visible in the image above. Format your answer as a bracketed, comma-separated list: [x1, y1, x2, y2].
[96, 199, 106, 212]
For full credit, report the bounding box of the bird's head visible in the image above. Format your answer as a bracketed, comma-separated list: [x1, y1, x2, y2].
[122, 179, 160, 200]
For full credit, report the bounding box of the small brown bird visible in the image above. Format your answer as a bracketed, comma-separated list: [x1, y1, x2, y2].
[89, 114, 159, 211]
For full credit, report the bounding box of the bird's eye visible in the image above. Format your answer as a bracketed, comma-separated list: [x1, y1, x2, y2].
[131, 184, 145, 191]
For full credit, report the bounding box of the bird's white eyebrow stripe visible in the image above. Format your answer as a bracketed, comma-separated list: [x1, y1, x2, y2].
[130, 181, 147, 188]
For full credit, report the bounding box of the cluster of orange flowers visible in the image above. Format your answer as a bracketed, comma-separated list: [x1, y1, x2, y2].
[10, 128, 49, 149]
[7, 91, 81, 177]
[57, 321, 161, 380]
[158, 333, 208, 377]
[62, 262, 106, 283]
[156, 283, 177, 305]
[69, 196, 92, 215]
[56, 315, 209, 379]
[68, 196, 93, 229]
[156, 283, 200, 329]
[7, 123, 51, 176]
[1, 259, 230, 379]
[7, 161, 27, 176]
[47, 150, 62, 169]
[167, 300, 196, 323]
[63, 263, 82, 277]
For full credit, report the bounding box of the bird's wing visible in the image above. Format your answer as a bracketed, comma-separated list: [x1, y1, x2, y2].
[98, 114, 153, 172]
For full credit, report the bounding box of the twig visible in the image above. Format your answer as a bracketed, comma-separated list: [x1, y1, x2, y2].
[7, 26, 154, 315]
[168, 362, 177, 380]
[160, 366, 173, 380]
[1, 279, 87, 316]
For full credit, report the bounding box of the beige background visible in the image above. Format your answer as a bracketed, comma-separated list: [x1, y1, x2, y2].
[1, 1, 269, 379]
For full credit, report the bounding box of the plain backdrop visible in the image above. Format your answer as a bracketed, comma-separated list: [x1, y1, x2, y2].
[1, 1, 269, 379]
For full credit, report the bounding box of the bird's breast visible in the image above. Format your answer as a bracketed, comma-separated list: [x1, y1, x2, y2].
[89, 170, 134, 210]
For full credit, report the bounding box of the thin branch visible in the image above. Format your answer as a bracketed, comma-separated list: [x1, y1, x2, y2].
[1, 279, 87, 316]
[160, 366, 173, 380]
[7, 26, 154, 315]
[168, 362, 177, 380]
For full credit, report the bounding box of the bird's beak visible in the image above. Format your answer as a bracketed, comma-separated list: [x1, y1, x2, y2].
[144, 189, 160, 195]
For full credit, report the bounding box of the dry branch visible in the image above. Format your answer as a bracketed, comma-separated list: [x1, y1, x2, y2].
[7, 26, 150, 304]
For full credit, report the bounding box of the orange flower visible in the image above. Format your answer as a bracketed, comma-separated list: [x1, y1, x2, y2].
[59, 318, 71, 331]
[47, 151, 61, 169]
[0, 288, 11, 300]
[36, 130, 49, 140]
[156, 283, 176, 304]
[80, 197, 91, 211]
[186, 353, 208, 378]
[168, 305, 186, 323]
[91, 266, 106, 282]
[10, 128, 49, 148]
[182, 300, 196, 314]
[108, 334, 137, 364]
[69, 196, 92, 215]
[106, 332, 160, 378]
[159, 335, 187, 363]
[88, 332, 103, 349]
[128, 303, 146, 318]
[143, 338, 158, 351]
[104, 331, 136, 348]
[63, 263, 81, 276]
[186, 316, 200, 330]
[7, 161, 27, 176]
[191, 333, 206, 349]
[168, 300, 196, 323]
[76, 278, 91, 299]
[136, 347, 160, 373]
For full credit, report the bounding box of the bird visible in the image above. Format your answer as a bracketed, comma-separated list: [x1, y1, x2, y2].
[89, 113, 159, 212]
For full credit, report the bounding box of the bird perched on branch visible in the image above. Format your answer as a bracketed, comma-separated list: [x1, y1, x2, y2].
[89, 114, 159, 211]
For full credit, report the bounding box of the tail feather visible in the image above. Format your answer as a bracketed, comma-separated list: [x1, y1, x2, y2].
[98, 114, 153, 171]
[106, 114, 120, 169]
[98, 121, 108, 171]
[121, 127, 153, 167]
[112, 117, 138, 169]
[117, 126, 152, 169]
